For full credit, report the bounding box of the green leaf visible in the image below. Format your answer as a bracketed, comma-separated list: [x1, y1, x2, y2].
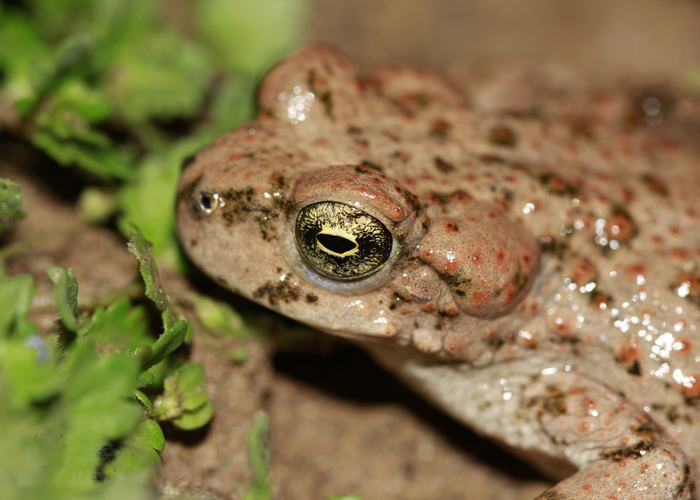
[126, 228, 170, 314]
[153, 362, 213, 430]
[50, 344, 141, 491]
[105, 29, 213, 124]
[103, 418, 164, 479]
[244, 412, 271, 500]
[47, 267, 79, 332]
[78, 298, 151, 354]
[205, 75, 257, 134]
[78, 187, 118, 224]
[146, 317, 189, 368]
[0, 273, 35, 338]
[30, 79, 134, 179]
[0, 178, 25, 234]
[192, 294, 247, 336]
[126, 228, 192, 368]
[119, 136, 211, 261]
[196, 0, 308, 75]
[0, 12, 53, 111]
[0, 340, 59, 408]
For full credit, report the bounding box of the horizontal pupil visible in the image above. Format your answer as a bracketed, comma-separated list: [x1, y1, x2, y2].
[317, 233, 357, 255]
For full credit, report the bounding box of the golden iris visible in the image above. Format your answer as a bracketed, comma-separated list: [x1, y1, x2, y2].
[295, 202, 393, 280]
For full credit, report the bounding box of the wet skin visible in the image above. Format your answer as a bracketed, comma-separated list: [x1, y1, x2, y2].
[178, 44, 700, 499]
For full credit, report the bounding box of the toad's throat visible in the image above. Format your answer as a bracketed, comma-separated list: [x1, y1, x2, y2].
[316, 229, 359, 258]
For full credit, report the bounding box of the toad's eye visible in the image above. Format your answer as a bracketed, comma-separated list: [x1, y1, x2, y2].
[295, 201, 393, 281]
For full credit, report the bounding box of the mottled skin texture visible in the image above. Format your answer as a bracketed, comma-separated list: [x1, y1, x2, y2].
[177, 45, 700, 499]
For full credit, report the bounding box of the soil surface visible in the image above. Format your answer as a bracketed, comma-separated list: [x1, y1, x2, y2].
[5, 2, 700, 499]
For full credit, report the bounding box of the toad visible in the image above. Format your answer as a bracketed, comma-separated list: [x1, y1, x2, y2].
[178, 44, 700, 499]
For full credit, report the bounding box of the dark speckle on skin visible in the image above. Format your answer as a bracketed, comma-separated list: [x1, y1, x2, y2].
[640, 173, 669, 197]
[600, 440, 656, 461]
[219, 187, 292, 241]
[488, 124, 518, 148]
[539, 172, 579, 196]
[534, 490, 570, 500]
[429, 118, 452, 140]
[526, 385, 567, 416]
[306, 293, 319, 304]
[253, 276, 300, 307]
[434, 156, 455, 173]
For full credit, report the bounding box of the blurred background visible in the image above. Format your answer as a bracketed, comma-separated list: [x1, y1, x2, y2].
[310, 0, 700, 79]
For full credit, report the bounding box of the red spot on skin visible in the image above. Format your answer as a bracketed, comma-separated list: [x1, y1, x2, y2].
[228, 153, 242, 161]
[621, 187, 635, 203]
[486, 211, 497, 219]
[501, 283, 517, 303]
[607, 214, 635, 241]
[451, 191, 471, 203]
[469, 251, 482, 265]
[444, 221, 458, 232]
[680, 373, 700, 398]
[582, 484, 592, 492]
[471, 291, 490, 305]
[577, 421, 590, 433]
[445, 259, 460, 273]
[442, 306, 459, 317]
[420, 249, 434, 262]
[548, 316, 573, 337]
[496, 250, 506, 266]
[677, 338, 692, 354]
[669, 225, 681, 236]
[522, 253, 531, 267]
[570, 258, 596, 284]
[421, 303, 437, 313]
[616, 342, 640, 363]
[624, 262, 646, 279]
[651, 235, 664, 246]
[670, 247, 690, 261]
[517, 330, 538, 349]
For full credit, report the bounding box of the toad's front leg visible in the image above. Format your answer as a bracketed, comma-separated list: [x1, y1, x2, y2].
[375, 353, 695, 499]
[527, 376, 694, 500]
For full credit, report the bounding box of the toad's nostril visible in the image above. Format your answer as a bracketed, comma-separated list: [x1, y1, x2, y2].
[197, 192, 220, 214]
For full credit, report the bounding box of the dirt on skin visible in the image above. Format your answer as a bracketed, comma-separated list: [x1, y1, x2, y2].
[5, 1, 700, 499]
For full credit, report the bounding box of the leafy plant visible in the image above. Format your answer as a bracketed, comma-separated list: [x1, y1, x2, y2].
[0, 0, 308, 496]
